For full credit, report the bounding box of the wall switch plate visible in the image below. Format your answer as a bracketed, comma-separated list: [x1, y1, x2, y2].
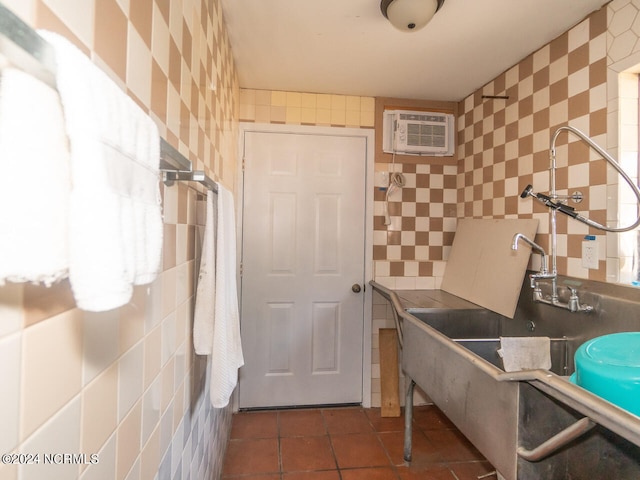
[582, 240, 598, 269]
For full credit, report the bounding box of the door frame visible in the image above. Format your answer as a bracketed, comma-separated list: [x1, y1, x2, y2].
[235, 122, 375, 409]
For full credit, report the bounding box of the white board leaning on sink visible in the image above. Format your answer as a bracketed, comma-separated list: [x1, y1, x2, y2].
[441, 218, 539, 319]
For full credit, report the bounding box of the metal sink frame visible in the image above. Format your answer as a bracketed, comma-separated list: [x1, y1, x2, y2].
[371, 275, 640, 479]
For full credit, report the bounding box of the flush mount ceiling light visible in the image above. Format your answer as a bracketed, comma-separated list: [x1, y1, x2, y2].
[380, 0, 445, 32]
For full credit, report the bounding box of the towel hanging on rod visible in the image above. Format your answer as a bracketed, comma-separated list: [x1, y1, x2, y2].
[0, 2, 194, 175]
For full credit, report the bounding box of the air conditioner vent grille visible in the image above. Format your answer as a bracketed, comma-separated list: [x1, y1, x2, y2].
[407, 123, 446, 148]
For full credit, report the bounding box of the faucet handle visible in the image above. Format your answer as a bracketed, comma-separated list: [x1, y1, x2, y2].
[568, 286, 578, 298]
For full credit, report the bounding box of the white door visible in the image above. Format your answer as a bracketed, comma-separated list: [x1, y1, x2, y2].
[239, 130, 367, 408]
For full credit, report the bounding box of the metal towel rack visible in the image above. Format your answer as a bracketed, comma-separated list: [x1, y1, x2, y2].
[0, 2, 218, 194]
[162, 169, 218, 193]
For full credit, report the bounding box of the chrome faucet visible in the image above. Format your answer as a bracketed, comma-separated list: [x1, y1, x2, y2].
[511, 233, 551, 278]
[511, 124, 640, 314]
[511, 232, 593, 313]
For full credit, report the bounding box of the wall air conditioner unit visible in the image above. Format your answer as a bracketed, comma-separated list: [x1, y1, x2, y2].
[382, 110, 455, 156]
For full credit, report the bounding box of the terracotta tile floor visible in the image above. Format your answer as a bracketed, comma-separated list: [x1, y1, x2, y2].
[222, 405, 496, 480]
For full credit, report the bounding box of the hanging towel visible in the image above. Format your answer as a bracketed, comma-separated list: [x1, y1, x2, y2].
[0, 68, 70, 286]
[210, 184, 244, 408]
[39, 31, 163, 312]
[193, 191, 216, 355]
[497, 336, 552, 372]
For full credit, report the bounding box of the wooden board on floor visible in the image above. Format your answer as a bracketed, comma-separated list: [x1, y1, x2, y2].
[379, 328, 400, 417]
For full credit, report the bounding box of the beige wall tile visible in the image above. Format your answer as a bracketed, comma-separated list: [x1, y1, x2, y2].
[0, 284, 23, 337]
[160, 356, 175, 412]
[345, 109, 361, 127]
[116, 400, 142, 480]
[301, 93, 317, 108]
[21, 309, 83, 439]
[0, 462, 17, 480]
[151, 3, 170, 75]
[40, 0, 94, 47]
[255, 89, 271, 106]
[141, 375, 161, 445]
[81, 433, 117, 480]
[144, 324, 162, 389]
[23, 280, 75, 328]
[118, 342, 144, 421]
[129, 0, 152, 48]
[317, 94, 332, 109]
[161, 312, 177, 366]
[270, 105, 286, 122]
[317, 108, 331, 124]
[301, 107, 317, 124]
[176, 224, 189, 264]
[94, 0, 127, 82]
[286, 91, 301, 107]
[82, 363, 118, 455]
[126, 23, 152, 109]
[0, 332, 21, 454]
[139, 424, 160, 480]
[118, 287, 146, 354]
[160, 269, 177, 318]
[175, 263, 191, 306]
[271, 90, 287, 107]
[286, 106, 301, 123]
[82, 309, 120, 386]
[21, 396, 81, 480]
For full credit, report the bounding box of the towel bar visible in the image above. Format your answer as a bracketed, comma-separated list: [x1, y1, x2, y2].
[162, 170, 218, 193]
[0, 2, 193, 175]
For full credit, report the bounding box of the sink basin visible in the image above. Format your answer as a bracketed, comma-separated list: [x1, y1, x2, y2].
[405, 307, 501, 338]
[405, 308, 571, 376]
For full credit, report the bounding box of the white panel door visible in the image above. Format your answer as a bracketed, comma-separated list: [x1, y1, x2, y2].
[239, 130, 367, 408]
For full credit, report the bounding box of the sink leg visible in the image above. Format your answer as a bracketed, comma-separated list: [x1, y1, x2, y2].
[404, 379, 415, 463]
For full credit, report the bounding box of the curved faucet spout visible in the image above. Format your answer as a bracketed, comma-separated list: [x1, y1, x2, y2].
[512, 233, 549, 275]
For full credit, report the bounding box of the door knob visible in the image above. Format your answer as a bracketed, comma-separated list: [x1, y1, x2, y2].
[352, 284, 362, 293]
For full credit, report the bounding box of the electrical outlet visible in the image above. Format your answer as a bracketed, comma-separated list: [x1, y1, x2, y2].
[374, 171, 389, 189]
[582, 240, 599, 269]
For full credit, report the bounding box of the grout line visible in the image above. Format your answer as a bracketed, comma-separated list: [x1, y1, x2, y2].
[276, 410, 283, 475]
[320, 408, 343, 478]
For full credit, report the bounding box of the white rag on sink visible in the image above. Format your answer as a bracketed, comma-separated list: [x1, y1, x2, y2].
[498, 337, 552, 372]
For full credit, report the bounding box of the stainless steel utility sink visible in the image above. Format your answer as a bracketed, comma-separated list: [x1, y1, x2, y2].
[406, 308, 571, 376]
[372, 278, 640, 480]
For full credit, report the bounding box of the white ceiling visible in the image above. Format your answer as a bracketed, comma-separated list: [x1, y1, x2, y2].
[220, 0, 610, 102]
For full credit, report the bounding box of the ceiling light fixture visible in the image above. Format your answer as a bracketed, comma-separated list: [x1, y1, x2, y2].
[380, 0, 445, 32]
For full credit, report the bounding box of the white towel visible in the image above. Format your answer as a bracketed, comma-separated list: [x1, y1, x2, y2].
[40, 31, 163, 312]
[210, 184, 244, 408]
[498, 336, 552, 372]
[193, 191, 216, 355]
[0, 68, 70, 286]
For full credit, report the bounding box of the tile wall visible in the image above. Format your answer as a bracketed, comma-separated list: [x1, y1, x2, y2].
[0, 0, 239, 479]
[239, 88, 375, 127]
[372, 97, 460, 290]
[458, 0, 640, 285]
[457, 6, 610, 282]
[458, 4, 607, 280]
